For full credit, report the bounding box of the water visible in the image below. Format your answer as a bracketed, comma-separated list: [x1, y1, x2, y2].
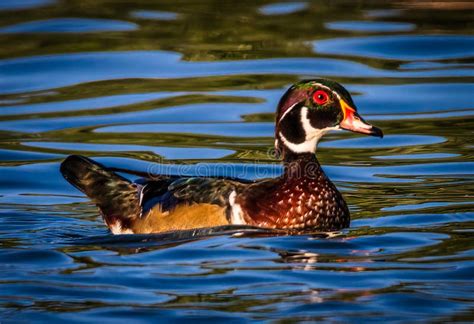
[0, 0, 473, 321]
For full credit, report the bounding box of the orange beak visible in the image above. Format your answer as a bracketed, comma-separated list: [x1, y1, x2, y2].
[339, 99, 383, 138]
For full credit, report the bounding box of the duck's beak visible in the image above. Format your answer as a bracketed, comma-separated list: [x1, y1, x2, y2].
[339, 99, 383, 138]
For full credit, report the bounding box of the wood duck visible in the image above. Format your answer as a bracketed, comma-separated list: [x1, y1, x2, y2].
[61, 79, 383, 235]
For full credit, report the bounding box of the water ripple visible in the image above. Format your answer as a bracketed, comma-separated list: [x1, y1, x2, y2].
[314, 35, 474, 61]
[325, 21, 415, 33]
[0, 18, 138, 34]
[2, 51, 473, 95]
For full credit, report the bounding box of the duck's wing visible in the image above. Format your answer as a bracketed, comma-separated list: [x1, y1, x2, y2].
[129, 176, 251, 233]
[168, 177, 250, 205]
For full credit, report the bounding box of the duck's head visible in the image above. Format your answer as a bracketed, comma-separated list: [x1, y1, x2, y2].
[274, 79, 383, 159]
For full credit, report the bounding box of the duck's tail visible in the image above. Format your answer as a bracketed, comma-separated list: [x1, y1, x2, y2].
[60, 155, 141, 232]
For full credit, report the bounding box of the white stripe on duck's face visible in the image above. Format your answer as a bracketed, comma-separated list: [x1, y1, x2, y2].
[278, 105, 338, 154]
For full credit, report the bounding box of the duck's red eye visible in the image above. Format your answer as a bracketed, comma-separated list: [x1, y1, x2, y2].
[313, 90, 329, 105]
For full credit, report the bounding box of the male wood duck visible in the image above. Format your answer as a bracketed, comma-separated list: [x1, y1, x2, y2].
[61, 79, 383, 234]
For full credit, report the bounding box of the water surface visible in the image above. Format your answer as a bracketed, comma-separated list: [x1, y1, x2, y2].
[0, 0, 473, 322]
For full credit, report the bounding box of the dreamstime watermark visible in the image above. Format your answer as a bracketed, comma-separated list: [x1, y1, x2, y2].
[143, 147, 322, 180]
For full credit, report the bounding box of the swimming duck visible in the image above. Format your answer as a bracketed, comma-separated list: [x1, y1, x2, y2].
[61, 79, 382, 234]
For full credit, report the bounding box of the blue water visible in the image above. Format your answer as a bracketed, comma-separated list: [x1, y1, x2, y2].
[0, 18, 138, 34]
[0, 0, 473, 322]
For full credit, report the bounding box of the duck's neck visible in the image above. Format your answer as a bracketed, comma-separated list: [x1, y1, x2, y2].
[282, 152, 323, 180]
